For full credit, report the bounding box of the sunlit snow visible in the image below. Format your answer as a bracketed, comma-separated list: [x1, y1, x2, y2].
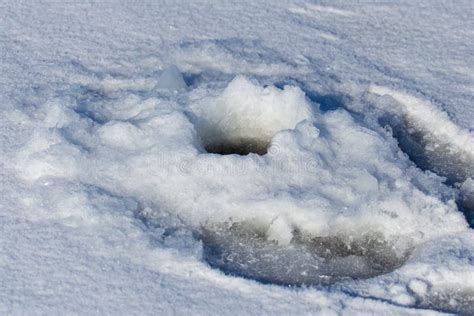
[1, 1, 473, 315]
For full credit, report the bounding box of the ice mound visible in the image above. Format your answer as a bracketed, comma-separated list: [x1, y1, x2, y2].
[190, 76, 314, 154]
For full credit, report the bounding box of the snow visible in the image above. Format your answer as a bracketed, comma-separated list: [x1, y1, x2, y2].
[1, 0, 473, 314]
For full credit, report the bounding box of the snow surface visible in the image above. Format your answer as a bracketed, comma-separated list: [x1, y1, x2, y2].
[1, 0, 473, 314]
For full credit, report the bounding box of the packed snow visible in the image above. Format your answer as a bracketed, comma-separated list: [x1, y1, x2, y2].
[1, 0, 473, 315]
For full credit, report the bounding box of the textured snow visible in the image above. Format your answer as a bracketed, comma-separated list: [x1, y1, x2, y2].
[1, 0, 473, 315]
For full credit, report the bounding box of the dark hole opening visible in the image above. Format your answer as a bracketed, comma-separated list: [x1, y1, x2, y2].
[204, 138, 269, 156]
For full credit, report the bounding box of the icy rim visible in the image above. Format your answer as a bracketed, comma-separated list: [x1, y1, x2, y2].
[1, 0, 474, 315]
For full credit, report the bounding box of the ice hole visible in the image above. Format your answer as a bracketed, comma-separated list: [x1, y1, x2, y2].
[383, 115, 474, 186]
[201, 220, 410, 286]
[204, 138, 270, 155]
[190, 76, 314, 155]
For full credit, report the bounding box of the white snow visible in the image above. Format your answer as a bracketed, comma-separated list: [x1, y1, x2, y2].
[1, 0, 473, 314]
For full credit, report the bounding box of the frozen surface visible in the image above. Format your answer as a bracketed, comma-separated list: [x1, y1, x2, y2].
[1, 0, 473, 314]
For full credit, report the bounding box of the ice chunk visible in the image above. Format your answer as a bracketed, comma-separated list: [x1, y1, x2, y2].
[156, 65, 187, 91]
[408, 279, 429, 296]
[266, 217, 293, 246]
